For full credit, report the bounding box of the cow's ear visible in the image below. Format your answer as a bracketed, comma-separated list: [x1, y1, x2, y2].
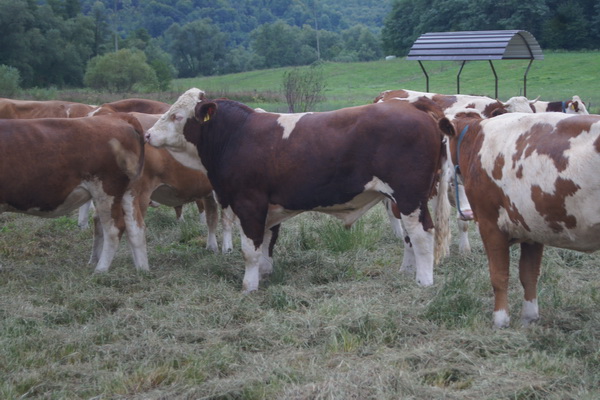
[195, 102, 218, 123]
[438, 117, 456, 138]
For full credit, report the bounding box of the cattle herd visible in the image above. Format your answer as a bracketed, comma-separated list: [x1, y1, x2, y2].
[0, 88, 596, 329]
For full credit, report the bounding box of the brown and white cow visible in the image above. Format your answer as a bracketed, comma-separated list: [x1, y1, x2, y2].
[0, 98, 96, 119]
[374, 89, 531, 117]
[78, 111, 234, 252]
[535, 95, 589, 114]
[0, 113, 148, 272]
[89, 98, 171, 116]
[440, 109, 600, 328]
[503, 95, 589, 115]
[146, 88, 451, 292]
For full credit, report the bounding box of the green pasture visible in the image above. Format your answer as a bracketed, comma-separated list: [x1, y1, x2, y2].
[175, 51, 600, 113]
[1, 51, 599, 398]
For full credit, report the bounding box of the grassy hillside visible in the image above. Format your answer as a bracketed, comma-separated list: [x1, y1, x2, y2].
[175, 51, 600, 113]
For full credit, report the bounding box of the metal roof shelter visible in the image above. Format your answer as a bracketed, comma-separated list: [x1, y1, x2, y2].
[407, 30, 543, 98]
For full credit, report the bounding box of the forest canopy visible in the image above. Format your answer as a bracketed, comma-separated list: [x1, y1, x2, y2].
[0, 0, 598, 89]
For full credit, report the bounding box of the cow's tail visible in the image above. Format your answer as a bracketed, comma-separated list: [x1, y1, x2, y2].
[433, 139, 452, 265]
[109, 113, 146, 182]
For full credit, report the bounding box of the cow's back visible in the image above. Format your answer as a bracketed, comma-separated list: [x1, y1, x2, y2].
[0, 98, 95, 118]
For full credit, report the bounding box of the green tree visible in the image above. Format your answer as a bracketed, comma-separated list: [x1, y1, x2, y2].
[251, 21, 306, 68]
[341, 25, 383, 61]
[381, 0, 424, 56]
[0, 64, 21, 97]
[165, 19, 228, 77]
[90, 1, 111, 57]
[542, 1, 590, 49]
[84, 48, 158, 92]
[144, 40, 175, 90]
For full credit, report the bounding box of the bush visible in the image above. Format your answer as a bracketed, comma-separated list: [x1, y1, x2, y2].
[282, 64, 327, 112]
[84, 49, 158, 92]
[0, 65, 21, 97]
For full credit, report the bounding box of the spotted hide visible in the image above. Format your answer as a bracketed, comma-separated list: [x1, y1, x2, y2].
[440, 110, 600, 328]
[0, 113, 147, 272]
[146, 88, 451, 292]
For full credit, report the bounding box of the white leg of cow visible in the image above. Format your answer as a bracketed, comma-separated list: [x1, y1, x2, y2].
[122, 193, 149, 271]
[384, 198, 404, 238]
[221, 206, 235, 253]
[454, 183, 473, 254]
[521, 299, 539, 327]
[240, 232, 262, 293]
[78, 200, 94, 229]
[519, 242, 543, 327]
[383, 198, 416, 272]
[399, 234, 416, 273]
[201, 196, 219, 253]
[91, 202, 121, 273]
[259, 228, 274, 278]
[401, 209, 434, 286]
[88, 212, 103, 266]
[457, 218, 471, 254]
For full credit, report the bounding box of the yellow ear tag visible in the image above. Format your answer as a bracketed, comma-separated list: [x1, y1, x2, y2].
[203, 114, 211, 122]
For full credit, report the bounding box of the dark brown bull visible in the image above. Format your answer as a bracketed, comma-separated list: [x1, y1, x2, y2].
[146, 88, 450, 292]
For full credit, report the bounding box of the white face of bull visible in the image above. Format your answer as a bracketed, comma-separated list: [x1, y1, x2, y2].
[502, 96, 536, 113]
[146, 88, 206, 171]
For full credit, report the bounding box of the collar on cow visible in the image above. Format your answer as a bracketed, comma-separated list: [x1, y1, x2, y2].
[454, 124, 469, 220]
[562, 101, 567, 113]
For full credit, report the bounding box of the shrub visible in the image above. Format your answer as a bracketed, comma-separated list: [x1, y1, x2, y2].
[84, 49, 158, 92]
[0, 65, 21, 97]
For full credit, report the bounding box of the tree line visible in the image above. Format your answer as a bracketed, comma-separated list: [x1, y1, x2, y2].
[0, 0, 598, 91]
[382, 0, 600, 56]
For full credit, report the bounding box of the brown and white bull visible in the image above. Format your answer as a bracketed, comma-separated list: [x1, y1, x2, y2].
[0, 98, 96, 119]
[0, 113, 148, 272]
[146, 88, 451, 292]
[440, 109, 600, 328]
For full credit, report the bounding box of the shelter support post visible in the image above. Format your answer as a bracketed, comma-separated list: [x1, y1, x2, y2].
[418, 61, 429, 92]
[523, 59, 533, 97]
[488, 60, 498, 99]
[456, 60, 466, 94]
